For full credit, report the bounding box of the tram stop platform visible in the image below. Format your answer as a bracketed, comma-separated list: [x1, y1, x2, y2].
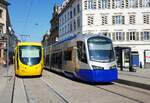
[117, 68, 150, 90]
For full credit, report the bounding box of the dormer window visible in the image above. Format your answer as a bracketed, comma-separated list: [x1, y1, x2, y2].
[0, 9, 3, 18]
[0, 26, 3, 35]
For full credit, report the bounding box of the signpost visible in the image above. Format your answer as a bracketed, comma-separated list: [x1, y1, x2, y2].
[144, 50, 150, 68]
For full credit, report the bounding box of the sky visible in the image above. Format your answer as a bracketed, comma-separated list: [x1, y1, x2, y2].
[8, 0, 63, 42]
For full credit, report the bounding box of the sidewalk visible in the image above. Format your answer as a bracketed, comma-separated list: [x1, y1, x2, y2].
[0, 65, 15, 103]
[117, 68, 150, 90]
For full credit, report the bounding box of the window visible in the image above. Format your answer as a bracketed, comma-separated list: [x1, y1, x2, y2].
[70, 10, 72, 18]
[87, 36, 115, 62]
[102, 32, 108, 36]
[112, 32, 125, 41]
[70, 21, 73, 31]
[88, 0, 93, 9]
[115, 32, 125, 41]
[107, 33, 111, 38]
[45, 54, 49, 66]
[98, 0, 110, 9]
[143, 14, 150, 24]
[112, 0, 124, 8]
[0, 26, 3, 35]
[59, 18, 62, 25]
[73, 7, 76, 16]
[77, 16, 81, 28]
[84, 0, 97, 10]
[84, 0, 88, 10]
[65, 25, 67, 34]
[112, 15, 125, 25]
[19, 46, 42, 66]
[68, 12, 70, 20]
[93, 0, 97, 9]
[126, 0, 138, 8]
[140, 0, 143, 7]
[144, 31, 150, 40]
[87, 15, 94, 25]
[77, 4, 80, 13]
[65, 14, 67, 22]
[77, 41, 87, 63]
[112, 33, 116, 41]
[51, 52, 62, 69]
[73, 19, 76, 30]
[142, 0, 150, 7]
[101, 15, 108, 25]
[67, 24, 70, 33]
[129, 15, 136, 24]
[126, 32, 139, 41]
[141, 31, 150, 40]
[59, 28, 61, 35]
[64, 49, 72, 61]
[0, 9, 2, 18]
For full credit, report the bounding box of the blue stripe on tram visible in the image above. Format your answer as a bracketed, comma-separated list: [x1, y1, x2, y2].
[76, 68, 118, 82]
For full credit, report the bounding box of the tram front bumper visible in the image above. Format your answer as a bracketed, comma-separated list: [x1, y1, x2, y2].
[76, 69, 118, 82]
[16, 66, 43, 76]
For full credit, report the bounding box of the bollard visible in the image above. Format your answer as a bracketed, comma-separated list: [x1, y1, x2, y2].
[129, 66, 136, 72]
[140, 62, 142, 68]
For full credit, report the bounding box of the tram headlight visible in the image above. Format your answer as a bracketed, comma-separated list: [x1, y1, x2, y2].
[92, 65, 104, 70]
[110, 65, 117, 70]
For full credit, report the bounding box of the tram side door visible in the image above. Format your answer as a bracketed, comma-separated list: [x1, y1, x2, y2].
[63, 47, 75, 72]
[15, 48, 19, 70]
[72, 46, 77, 72]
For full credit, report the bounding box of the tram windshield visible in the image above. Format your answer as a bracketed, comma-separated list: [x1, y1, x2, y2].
[88, 36, 115, 63]
[19, 46, 41, 65]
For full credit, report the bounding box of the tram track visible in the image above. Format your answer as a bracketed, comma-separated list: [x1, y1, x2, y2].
[11, 76, 16, 103]
[94, 83, 150, 103]
[42, 69, 150, 103]
[119, 73, 150, 80]
[41, 78, 70, 103]
[19, 76, 69, 103]
[22, 79, 30, 103]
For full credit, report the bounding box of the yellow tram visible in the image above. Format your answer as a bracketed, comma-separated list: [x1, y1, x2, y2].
[14, 42, 44, 76]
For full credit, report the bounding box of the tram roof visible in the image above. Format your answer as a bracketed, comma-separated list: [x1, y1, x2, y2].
[17, 42, 42, 46]
[54, 34, 111, 45]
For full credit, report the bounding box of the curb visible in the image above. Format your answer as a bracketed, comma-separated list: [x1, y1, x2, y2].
[115, 79, 150, 90]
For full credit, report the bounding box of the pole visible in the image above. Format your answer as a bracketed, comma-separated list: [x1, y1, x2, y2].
[6, 33, 9, 76]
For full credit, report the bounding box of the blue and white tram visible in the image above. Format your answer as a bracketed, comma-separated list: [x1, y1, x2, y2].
[45, 34, 118, 82]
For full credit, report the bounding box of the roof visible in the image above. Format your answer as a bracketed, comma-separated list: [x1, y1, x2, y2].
[0, 0, 10, 6]
[17, 42, 42, 46]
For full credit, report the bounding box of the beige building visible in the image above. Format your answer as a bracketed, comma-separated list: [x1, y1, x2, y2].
[52, 0, 150, 68]
[0, 0, 18, 65]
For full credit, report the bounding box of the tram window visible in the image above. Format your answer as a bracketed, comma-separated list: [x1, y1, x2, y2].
[16, 52, 19, 69]
[57, 52, 62, 69]
[77, 41, 87, 63]
[64, 50, 72, 61]
[51, 52, 62, 69]
[51, 53, 56, 67]
[46, 55, 49, 65]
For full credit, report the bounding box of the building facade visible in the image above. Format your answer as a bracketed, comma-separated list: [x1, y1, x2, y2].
[0, 0, 18, 65]
[48, 4, 60, 45]
[57, 0, 150, 68]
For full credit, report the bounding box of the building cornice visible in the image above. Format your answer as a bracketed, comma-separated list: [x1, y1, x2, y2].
[50, 13, 59, 24]
[58, 0, 74, 17]
[0, 0, 10, 6]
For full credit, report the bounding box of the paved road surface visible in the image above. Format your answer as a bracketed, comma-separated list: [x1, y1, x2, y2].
[0, 66, 150, 103]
